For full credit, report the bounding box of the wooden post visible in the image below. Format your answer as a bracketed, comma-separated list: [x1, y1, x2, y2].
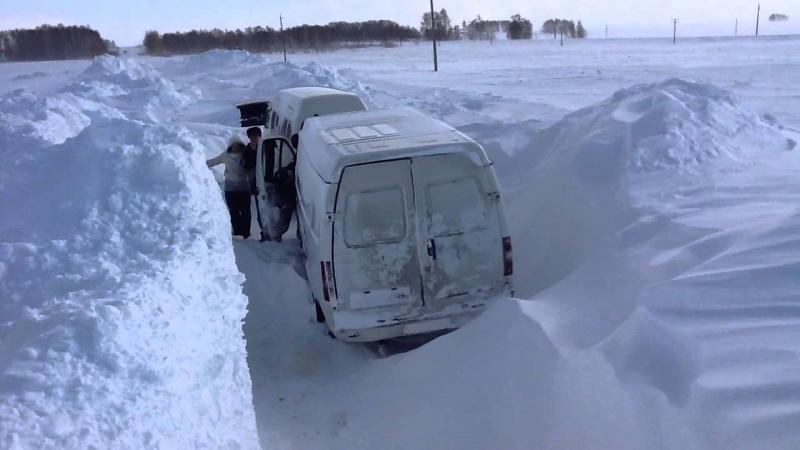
[756, 3, 761, 36]
[672, 19, 679, 44]
[735, 18, 738, 36]
[430, 0, 438, 71]
[560, 26, 564, 46]
[280, 15, 287, 62]
[554, 20, 557, 39]
[605, 24, 608, 39]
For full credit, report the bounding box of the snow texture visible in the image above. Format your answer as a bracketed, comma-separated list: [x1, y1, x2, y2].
[1, 36, 800, 449]
[0, 56, 258, 449]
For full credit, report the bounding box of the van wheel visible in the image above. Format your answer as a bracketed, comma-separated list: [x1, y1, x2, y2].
[315, 301, 326, 323]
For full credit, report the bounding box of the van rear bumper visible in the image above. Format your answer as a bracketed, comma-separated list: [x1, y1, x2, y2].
[329, 300, 493, 342]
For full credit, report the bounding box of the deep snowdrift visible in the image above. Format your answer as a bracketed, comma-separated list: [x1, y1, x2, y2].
[74, 55, 200, 121]
[507, 78, 793, 296]
[0, 59, 258, 448]
[329, 78, 796, 449]
[3, 43, 799, 449]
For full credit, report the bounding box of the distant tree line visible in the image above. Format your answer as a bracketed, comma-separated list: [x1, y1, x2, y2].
[0, 24, 113, 62]
[507, 14, 533, 39]
[462, 16, 506, 41]
[422, 11, 534, 41]
[143, 20, 420, 56]
[541, 19, 588, 38]
[420, 9, 460, 40]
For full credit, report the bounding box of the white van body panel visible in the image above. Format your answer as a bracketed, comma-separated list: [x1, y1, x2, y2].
[267, 87, 367, 139]
[332, 159, 423, 311]
[297, 108, 513, 342]
[256, 87, 367, 240]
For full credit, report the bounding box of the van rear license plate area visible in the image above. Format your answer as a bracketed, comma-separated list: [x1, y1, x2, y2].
[404, 318, 451, 335]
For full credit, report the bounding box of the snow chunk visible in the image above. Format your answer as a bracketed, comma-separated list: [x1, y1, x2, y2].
[70, 55, 200, 122]
[0, 117, 259, 448]
[0, 89, 125, 148]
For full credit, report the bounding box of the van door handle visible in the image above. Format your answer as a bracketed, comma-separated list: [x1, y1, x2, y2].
[427, 239, 437, 261]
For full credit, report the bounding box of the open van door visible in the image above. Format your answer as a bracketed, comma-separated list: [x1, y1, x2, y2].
[257, 137, 296, 241]
[333, 159, 424, 311]
[236, 100, 270, 127]
[411, 153, 507, 307]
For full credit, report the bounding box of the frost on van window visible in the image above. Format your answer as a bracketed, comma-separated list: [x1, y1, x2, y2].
[427, 178, 488, 236]
[345, 186, 406, 247]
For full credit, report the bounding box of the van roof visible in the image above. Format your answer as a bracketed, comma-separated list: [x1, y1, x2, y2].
[271, 87, 367, 125]
[300, 107, 491, 183]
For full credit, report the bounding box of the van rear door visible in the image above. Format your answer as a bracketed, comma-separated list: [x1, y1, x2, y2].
[411, 153, 505, 307]
[333, 159, 423, 310]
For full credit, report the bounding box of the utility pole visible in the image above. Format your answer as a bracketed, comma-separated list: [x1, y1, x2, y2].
[554, 20, 558, 39]
[280, 15, 287, 62]
[672, 18, 679, 44]
[755, 3, 761, 36]
[735, 18, 738, 36]
[430, 0, 438, 71]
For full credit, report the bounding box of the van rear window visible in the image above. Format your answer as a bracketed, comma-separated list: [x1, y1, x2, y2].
[426, 178, 488, 236]
[345, 186, 406, 247]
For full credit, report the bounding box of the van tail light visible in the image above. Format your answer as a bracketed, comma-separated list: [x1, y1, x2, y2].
[502, 237, 513, 276]
[321, 261, 336, 302]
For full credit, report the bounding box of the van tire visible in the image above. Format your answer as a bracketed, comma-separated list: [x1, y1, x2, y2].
[315, 300, 326, 323]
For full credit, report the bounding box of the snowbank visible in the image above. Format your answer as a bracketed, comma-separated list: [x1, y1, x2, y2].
[0, 94, 258, 446]
[334, 299, 695, 449]
[252, 61, 373, 101]
[249, 60, 505, 125]
[0, 89, 124, 150]
[179, 49, 269, 71]
[71, 55, 200, 122]
[526, 78, 791, 176]
[507, 78, 793, 296]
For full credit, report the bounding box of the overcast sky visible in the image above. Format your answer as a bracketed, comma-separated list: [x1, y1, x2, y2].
[1, 0, 798, 46]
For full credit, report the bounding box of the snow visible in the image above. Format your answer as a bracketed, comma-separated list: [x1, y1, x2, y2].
[2, 36, 800, 449]
[0, 60, 257, 447]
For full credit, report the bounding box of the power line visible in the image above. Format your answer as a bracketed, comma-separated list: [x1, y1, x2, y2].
[280, 14, 287, 63]
[755, 3, 761, 36]
[672, 18, 679, 45]
[430, 0, 438, 71]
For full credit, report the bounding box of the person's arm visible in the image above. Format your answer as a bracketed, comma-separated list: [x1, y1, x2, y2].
[206, 152, 225, 168]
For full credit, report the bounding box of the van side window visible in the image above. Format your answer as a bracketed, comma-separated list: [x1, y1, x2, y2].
[280, 144, 295, 168]
[344, 186, 406, 247]
[425, 177, 488, 236]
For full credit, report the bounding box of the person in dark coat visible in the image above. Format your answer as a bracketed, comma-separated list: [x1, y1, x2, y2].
[207, 139, 252, 239]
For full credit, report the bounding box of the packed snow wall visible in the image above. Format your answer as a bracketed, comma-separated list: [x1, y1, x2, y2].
[0, 57, 259, 448]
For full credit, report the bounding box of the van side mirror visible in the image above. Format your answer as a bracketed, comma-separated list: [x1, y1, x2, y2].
[291, 133, 299, 149]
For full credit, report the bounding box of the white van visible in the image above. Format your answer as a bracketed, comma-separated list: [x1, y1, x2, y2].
[251, 87, 367, 241]
[265, 87, 367, 141]
[281, 107, 514, 342]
